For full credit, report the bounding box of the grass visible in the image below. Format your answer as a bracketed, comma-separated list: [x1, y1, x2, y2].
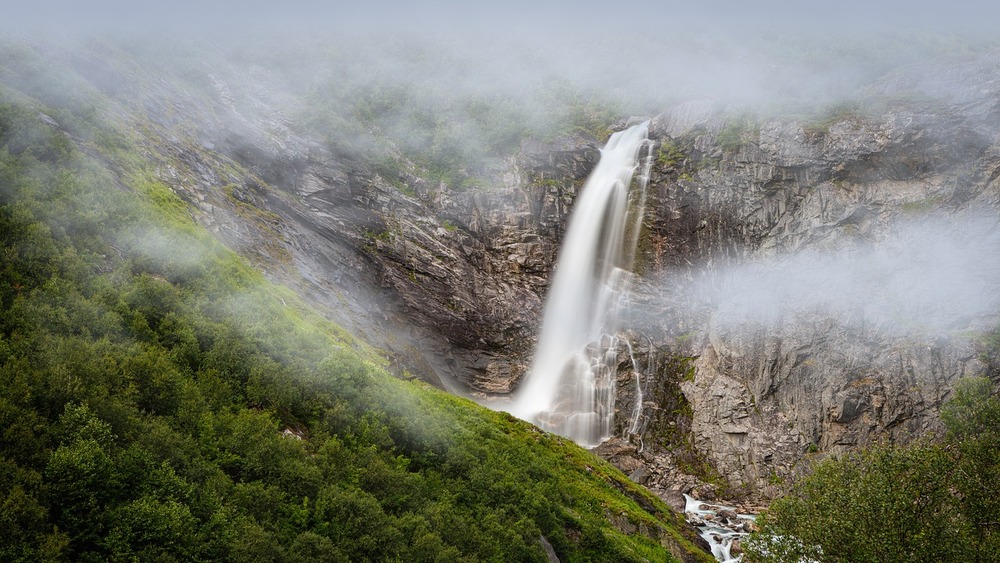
[656, 139, 686, 169]
[801, 102, 868, 139]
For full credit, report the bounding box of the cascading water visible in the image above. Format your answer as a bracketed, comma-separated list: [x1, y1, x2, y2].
[684, 494, 758, 563]
[508, 121, 653, 447]
[622, 338, 646, 439]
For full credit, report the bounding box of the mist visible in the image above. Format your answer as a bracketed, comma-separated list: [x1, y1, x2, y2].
[672, 212, 1000, 340]
[5, 2, 1000, 153]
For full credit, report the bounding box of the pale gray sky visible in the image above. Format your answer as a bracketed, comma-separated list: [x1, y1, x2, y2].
[2, 0, 996, 131]
[5, 1, 1000, 34]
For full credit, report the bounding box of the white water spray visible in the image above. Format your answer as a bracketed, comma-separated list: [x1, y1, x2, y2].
[509, 121, 653, 447]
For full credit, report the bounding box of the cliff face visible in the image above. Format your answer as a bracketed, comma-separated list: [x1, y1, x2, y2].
[44, 40, 1000, 500]
[54, 40, 596, 394]
[247, 88, 1000, 500]
[179, 55, 1000, 500]
[329, 53, 1000, 499]
[621, 57, 1000, 496]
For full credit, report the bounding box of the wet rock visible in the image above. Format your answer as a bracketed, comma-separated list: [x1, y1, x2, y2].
[659, 490, 687, 513]
[731, 539, 744, 556]
[628, 467, 652, 485]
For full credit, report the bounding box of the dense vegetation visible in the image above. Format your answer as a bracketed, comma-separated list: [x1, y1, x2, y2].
[0, 91, 708, 562]
[744, 375, 1000, 562]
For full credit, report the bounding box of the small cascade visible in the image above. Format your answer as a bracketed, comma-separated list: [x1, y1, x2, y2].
[622, 338, 645, 439]
[624, 333, 658, 443]
[684, 494, 758, 563]
[508, 121, 653, 448]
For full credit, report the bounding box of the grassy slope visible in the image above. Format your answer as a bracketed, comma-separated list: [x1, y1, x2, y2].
[0, 45, 711, 562]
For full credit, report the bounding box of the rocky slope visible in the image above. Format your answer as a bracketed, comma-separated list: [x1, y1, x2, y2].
[35, 39, 1000, 502]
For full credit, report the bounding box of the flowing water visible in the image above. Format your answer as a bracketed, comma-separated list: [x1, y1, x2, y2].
[685, 494, 757, 562]
[508, 121, 653, 447]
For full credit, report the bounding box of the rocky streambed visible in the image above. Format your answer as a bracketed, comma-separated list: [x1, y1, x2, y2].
[684, 495, 759, 562]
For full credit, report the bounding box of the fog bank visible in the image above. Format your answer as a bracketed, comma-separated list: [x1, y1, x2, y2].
[687, 213, 1000, 338]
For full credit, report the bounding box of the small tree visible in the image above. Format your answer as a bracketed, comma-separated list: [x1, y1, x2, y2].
[744, 443, 969, 562]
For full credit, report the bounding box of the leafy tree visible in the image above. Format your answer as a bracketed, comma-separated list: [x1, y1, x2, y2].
[103, 496, 200, 561]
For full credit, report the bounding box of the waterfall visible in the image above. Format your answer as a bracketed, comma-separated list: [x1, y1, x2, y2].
[509, 121, 653, 447]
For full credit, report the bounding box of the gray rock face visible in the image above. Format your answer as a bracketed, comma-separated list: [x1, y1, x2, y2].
[213, 123, 604, 394]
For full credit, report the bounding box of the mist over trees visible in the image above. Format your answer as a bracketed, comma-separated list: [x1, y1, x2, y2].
[0, 92, 711, 561]
[2, 4, 1000, 562]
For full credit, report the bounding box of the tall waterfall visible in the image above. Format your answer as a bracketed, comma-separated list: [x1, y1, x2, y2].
[509, 121, 653, 447]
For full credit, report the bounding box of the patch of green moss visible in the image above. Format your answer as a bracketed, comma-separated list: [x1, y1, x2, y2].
[717, 114, 759, 152]
[656, 139, 686, 169]
[901, 194, 945, 214]
[801, 102, 867, 139]
[133, 174, 194, 225]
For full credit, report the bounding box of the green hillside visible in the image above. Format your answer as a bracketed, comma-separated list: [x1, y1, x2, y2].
[0, 48, 710, 563]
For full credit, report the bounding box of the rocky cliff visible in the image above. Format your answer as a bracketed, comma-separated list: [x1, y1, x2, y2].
[332, 52, 1000, 501]
[37, 39, 1000, 502]
[602, 55, 1000, 500]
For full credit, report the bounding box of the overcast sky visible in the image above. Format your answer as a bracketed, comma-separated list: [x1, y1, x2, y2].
[6, 1, 1000, 35]
[4, 1, 999, 127]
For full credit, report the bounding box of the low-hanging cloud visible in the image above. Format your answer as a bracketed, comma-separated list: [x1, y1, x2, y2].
[691, 212, 1000, 338]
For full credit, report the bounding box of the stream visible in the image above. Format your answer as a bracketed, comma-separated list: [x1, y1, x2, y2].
[684, 494, 758, 562]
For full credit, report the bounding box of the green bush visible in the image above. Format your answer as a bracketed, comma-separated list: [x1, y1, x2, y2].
[716, 114, 758, 152]
[746, 375, 1000, 562]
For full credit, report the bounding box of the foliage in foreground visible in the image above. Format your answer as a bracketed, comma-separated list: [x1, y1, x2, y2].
[0, 97, 708, 562]
[745, 376, 1000, 562]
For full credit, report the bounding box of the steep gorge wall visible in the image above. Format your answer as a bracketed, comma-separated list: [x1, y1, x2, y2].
[364, 54, 1000, 499]
[55, 42, 1000, 501]
[617, 62, 1000, 497]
